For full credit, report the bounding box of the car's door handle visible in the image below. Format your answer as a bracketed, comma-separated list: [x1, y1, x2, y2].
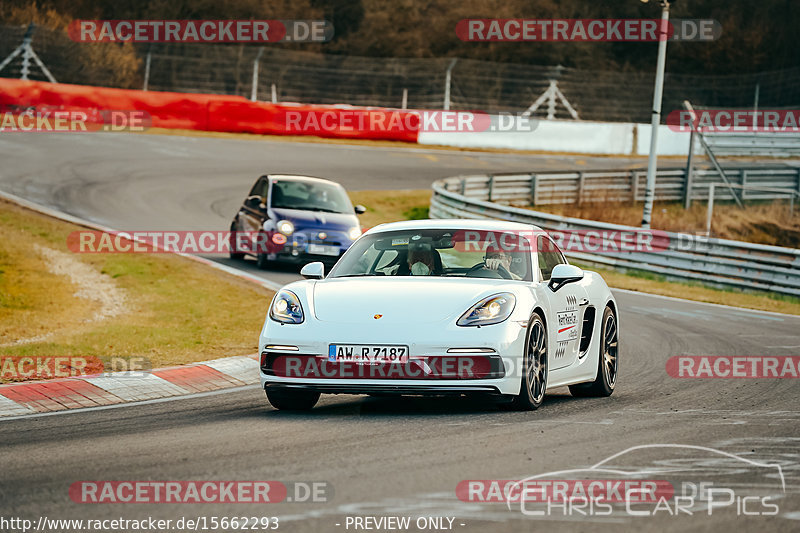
[579, 298, 589, 306]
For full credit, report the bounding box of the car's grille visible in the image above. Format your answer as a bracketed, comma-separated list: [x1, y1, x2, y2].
[261, 352, 504, 380]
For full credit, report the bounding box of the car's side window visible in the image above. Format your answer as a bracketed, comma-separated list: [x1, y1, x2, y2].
[244, 178, 266, 209]
[249, 177, 266, 198]
[537, 236, 566, 281]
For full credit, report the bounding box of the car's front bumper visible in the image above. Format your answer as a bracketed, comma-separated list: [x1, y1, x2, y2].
[259, 318, 527, 396]
[267, 229, 352, 265]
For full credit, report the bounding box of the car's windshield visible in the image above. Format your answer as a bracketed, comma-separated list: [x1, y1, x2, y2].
[271, 179, 353, 214]
[328, 229, 533, 281]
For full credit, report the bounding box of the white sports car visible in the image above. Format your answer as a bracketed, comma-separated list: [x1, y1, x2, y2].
[259, 219, 619, 411]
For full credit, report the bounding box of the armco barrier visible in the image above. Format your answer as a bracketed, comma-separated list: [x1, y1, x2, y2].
[451, 167, 800, 206]
[431, 175, 800, 297]
[207, 100, 419, 142]
[0, 79, 420, 142]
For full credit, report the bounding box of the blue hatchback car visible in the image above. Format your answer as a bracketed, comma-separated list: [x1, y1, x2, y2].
[230, 174, 366, 269]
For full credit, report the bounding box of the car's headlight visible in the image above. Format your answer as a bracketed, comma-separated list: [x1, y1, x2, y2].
[269, 290, 304, 324]
[348, 227, 362, 240]
[457, 293, 516, 327]
[277, 220, 294, 235]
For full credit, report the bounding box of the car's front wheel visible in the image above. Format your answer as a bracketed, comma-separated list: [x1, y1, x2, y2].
[256, 235, 271, 269]
[512, 313, 548, 410]
[569, 306, 618, 397]
[265, 387, 320, 411]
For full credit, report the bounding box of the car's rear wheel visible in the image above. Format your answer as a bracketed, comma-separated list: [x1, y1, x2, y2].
[512, 313, 548, 410]
[569, 306, 617, 397]
[265, 387, 320, 411]
[229, 220, 245, 260]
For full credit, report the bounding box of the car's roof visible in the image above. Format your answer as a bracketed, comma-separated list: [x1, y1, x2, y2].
[268, 174, 343, 187]
[366, 219, 545, 234]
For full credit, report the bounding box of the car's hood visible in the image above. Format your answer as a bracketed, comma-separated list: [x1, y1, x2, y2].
[310, 278, 518, 324]
[269, 207, 357, 231]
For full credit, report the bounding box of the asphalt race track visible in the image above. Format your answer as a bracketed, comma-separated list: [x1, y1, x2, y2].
[0, 132, 646, 285]
[1, 132, 799, 532]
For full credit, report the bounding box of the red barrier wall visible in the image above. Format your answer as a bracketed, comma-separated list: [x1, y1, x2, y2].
[0, 78, 419, 142]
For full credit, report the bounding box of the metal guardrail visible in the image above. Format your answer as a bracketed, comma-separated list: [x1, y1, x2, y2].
[703, 132, 800, 158]
[451, 166, 800, 207]
[430, 174, 800, 297]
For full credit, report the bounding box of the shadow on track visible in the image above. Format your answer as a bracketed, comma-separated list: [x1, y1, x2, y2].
[257, 391, 586, 420]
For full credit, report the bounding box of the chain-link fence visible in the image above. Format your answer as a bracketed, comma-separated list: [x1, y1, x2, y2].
[2, 23, 799, 123]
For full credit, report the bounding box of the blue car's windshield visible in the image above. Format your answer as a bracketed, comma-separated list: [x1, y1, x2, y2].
[328, 229, 533, 281]
[271, 180, 353, 214]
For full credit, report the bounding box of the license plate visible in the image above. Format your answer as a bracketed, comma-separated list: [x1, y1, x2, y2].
[308, 243, 339, 256]
[328, 344, 409, 363]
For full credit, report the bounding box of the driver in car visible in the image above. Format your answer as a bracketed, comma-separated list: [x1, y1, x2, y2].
[485, 249, 522, 280]
[407, 241, 436, 276]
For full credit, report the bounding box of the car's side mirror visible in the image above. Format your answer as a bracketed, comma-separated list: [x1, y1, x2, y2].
[300, 261, 325, 280]
[354, 204, 367, 215]
[548, 264, 584, 292]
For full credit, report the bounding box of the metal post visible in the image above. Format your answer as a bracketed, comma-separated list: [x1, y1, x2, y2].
[251, 47, 265, 102]
[0, 23, 56, 83]
[753, 83, 760, 116]
[796, 168, 800, 197]
[741, 170, 748, 201]
[547, 80, 557, 120]
[706, 184, 715, 235]
[443, 58, 458, 111]
[271, 83, 277, 104]
[530, 174, 538, 206]
[401, 88, 408, 110]
[684, 129, 696, 208]
[577, 171, 585, 205]
[19, 23, 36, 81]
[641, 2, 670, 228]
[632, 171, 640, 203]
[487, 175, 494, 202]
[143, 51, 151, 91]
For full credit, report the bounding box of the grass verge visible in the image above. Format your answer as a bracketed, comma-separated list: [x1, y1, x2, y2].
[531, 200, 800, 248]
[0, 199, 274, 381]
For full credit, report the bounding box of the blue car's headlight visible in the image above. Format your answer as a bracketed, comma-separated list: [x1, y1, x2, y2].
[457, 293, 516, 327]
[269, 290, 304, 324]
[277, 220, 295, 235]
[348, 227, 362, 241]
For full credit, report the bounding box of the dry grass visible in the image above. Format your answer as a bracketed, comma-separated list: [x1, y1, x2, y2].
[532, 199, 800, 248]
[0, 199, 274, 380]
[348, 189, 432, 229]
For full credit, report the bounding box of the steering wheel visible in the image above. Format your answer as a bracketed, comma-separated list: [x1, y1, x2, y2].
[466, 262, 512, 280]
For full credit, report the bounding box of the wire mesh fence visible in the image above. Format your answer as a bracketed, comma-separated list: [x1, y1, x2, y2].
[2, 23, 799, 123]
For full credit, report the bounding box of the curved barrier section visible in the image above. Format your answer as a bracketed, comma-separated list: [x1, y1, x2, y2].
[0, 78, 239, 130]
[207, 100, 419, 142]
[430, 174, 800, 297]
[0, 79, 420, 142]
